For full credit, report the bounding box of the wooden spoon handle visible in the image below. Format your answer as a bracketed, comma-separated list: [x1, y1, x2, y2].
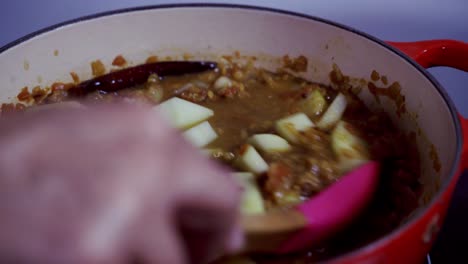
[241, 210, 307, 253]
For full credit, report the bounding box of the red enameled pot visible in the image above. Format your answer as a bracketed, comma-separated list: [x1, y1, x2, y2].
[0, 4, 466, 263]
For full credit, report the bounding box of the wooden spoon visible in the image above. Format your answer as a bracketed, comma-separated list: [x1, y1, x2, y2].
[241, 161, 380, 253]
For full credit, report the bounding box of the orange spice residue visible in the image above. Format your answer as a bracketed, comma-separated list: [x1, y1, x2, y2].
[238, 144, 249, 155]
[146, 56, 159, 64]
[91, 60, 106, 77]
[17, 87, 31, 101]
[368, 81, 407, 117]
[381, 75, 388, 85]
[1, 103, 16, 114]
[112, 55, 127, 67]
[282, 55, 308, 72]
[371, 70, 380, 81]
[70, 72, 80, 83]
[31, 86, 47, 102]
[1, 103, 25, 115]
[182, 53, 193, 60]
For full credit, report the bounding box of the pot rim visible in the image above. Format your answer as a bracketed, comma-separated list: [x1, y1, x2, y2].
[0, 3, 463, 261]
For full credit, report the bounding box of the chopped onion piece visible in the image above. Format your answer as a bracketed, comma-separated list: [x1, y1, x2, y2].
[317, 93, 347, 130]
[155, 97, 213, 129]
[331, 121, 370, 173]
[248, 134, 291, 153]
[275, 113, 314, 143]
[213, 76, 232, 90]
[232, 172, 265, 214]
[235, 144, 269, 175]
[299, 89, 327, 117]
[182, 121, 218, 148]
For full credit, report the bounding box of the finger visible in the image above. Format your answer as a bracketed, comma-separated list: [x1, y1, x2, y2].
[175, 145, 242, 215]
[131, 214, 187, 264]
[177, 208, 243, 264]
[172, 151, 244, 262]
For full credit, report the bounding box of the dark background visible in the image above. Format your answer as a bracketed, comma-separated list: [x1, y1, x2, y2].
[431, 171, 468, 263]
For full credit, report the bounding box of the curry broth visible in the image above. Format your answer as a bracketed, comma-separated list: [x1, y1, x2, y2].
[18, 58, 421, 263]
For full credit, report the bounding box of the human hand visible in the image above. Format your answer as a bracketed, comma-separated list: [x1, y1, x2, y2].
[0, 104, 242, 264]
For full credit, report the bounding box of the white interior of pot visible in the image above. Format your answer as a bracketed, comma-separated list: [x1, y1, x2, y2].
[0, 6, 458, 218]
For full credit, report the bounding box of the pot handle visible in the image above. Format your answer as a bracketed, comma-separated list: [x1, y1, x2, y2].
[387, 40, 468, 71]
[388, 40, 468, 170]
[460, 114, 468, 170]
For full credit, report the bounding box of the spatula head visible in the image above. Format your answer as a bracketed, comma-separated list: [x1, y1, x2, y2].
[277, 161, 380, 253]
